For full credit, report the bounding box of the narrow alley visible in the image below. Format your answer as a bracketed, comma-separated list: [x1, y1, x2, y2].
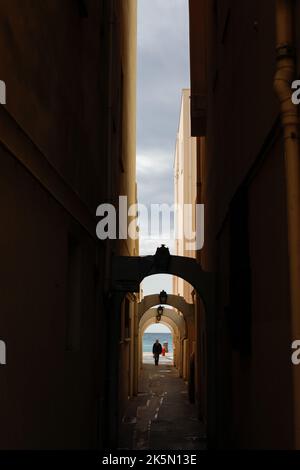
[120, 363, 205, 451]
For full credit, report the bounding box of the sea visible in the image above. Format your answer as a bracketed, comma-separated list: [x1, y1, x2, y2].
[143, 333, 173, 353]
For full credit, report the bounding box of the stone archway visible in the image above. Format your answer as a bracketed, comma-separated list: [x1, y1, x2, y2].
[138, 293, 194, 321]
[138, 293, 195, 380]
[112, 245, 215, 315]
[139, 307, 186, 371]
[107, 245, 216, 447]
[140, 307, 186, 336]
[140, 316, 178, 367]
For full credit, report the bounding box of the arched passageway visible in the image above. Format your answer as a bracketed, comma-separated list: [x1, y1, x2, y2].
[138, 293, 194, 320]
[112, 246, 215, 311]
[107, 246, 215, 448]
[140, 311, 180, 367]
[138, 292, 195, 381]
[139, 306, 188, 377]
[120, 316, 206, 450]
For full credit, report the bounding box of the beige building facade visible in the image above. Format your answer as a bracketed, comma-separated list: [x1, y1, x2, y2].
[173, 89, 197, 303]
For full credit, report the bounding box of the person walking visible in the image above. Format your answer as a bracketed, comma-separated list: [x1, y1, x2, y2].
[152, 339, 162, 366]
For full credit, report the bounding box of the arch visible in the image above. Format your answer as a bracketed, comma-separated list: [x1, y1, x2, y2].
[108, 246, 216, 447]
[138, 294, 194, 321]
[112, 245, 215, 315]
[140, 315, 179, 368]
[142, 318, 175, 335]
[141, 318, 177, 340]
[140, 307, 186, 338]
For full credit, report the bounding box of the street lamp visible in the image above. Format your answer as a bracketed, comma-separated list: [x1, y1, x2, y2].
[159, 290, 168, 305]
[157, 305, 164, 316]
[156, 305, 164, 322]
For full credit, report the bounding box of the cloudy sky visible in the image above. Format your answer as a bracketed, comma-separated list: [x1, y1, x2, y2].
[137, 0, 190, 328]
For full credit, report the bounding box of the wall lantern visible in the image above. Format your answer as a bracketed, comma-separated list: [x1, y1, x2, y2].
[159, 290, 168, 305]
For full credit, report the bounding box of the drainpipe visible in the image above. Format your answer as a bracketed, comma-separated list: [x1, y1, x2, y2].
[103, 0, 118, 449]
[274, 0, 300, 448]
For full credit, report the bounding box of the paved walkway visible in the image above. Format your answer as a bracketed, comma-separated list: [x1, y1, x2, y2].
[119, 364, 206, 450]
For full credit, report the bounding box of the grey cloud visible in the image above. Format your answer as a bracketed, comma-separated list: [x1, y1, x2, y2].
[137, 49, 189, 155]
[137, 0, 190, 155]
[137, 156, 174, 206]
